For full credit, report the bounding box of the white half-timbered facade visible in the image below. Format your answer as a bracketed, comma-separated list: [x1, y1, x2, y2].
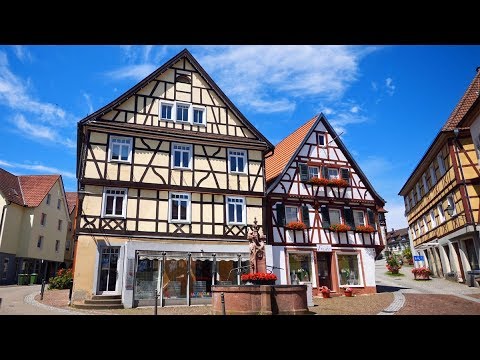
[74, 49, 273, 308]
[266, 114, 387, 295]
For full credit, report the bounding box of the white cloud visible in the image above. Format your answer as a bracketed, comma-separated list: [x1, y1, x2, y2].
[196, 45, 373, 114]
[358, 155, 394, 180]
[371, 81, 378, 91]
[350, 105, 360, 113]
[385, 77, 395, 96]
[13, 46, 33, 63]
[106, 64, 157, 81]
[321, 101, 367, 134]
[322, 107, 334, 115]
[82, 92, 94, 114]
[384, 198, 408, 230]
[0, 159, 76, 179]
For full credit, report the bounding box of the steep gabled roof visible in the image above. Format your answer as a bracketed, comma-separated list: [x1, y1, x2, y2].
[266, 114, 385, 205]
[265, 116, 316, 183]
[78, 48, 273, 149]
[65, 192, 77, 214]
[0, 168, 24, 206]
[18, 175, 60, 207]
[399, 69, 480, 195]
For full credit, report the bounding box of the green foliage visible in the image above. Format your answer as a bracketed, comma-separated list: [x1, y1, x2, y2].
[48, 268, 73, 290]
[386, 254, 402, 273]
[403, 247, 412, 260]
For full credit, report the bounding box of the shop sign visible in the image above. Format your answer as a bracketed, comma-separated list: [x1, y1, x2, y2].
[316, 244, 332, 252]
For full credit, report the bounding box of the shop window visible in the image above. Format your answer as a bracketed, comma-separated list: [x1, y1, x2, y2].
[337, 253, 362, 286]
[288, 252, 313, 284]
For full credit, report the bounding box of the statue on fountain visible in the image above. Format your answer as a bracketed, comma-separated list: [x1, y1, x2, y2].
[247, 218, 267, 274]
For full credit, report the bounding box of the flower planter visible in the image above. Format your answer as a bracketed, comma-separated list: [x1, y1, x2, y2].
[321, 292, 330, 298]
[245, 280, 276, 285]
[344, 291, 353, 297]
[413, 273, 430, 280]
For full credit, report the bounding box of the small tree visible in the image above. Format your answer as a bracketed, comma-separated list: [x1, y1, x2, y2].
[403, 247, 413, 265]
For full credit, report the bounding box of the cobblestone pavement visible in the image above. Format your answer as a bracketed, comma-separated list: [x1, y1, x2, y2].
[375, 259, 480, 315]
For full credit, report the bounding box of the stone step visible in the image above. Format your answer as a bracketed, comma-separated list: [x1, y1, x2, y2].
[73, 303, 124, 310]
[84, 299, 122, 305]
[91, 295, 121, 300]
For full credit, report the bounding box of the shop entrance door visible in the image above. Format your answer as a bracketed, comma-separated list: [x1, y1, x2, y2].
[98, 247, 120, 295]
[317, 252, 332, 289]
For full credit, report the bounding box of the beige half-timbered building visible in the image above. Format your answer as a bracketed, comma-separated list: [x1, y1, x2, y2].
[74, 49, 273, 307]
[266, 114, 387, 295]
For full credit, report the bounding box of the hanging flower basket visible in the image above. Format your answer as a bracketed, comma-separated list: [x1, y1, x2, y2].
[327, 179, 349, 187]
[329, 223, 351, 232]
[355, 225, 375, 233]
[307, 177, 329, 186]
[285, 221, 307, 230]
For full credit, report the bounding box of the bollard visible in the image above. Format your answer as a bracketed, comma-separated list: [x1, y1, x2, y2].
[0, 297, 2, 308]
[40, 279, 46, 301]
[221, 292, 226, 315]
[154, 288, 158, 316]
[68, 280, 73, 306]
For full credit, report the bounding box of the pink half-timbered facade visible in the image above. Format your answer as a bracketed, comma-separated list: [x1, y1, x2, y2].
[265, 114, 387, 295]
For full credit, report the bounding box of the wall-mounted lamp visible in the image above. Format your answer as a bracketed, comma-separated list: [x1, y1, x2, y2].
[453, 127, 460, 138]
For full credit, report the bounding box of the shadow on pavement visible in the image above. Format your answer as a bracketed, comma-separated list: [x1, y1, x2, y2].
[376, 284, 409, 293]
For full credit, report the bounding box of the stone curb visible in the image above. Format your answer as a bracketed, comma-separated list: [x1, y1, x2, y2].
[24, 291, 86, 315]
[377, 291, 405, 315]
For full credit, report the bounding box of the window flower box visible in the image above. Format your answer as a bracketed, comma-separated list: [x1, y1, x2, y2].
[241, 272, 277, 285]
[327, 178, 349, 187]
[285, 221, 307, 230]
[329, 223, 351, 232]
[307, 177, 329, 186]
[355, 225, 375, 233]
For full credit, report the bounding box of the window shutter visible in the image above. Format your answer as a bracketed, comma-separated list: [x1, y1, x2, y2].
[341, 168, 350, 183]
[301, 205, 310, 228]
[367, 208, 376, 229]
[321, 166, 328, 179]
[320, 206, 330, 228]
[276, 203, 286, 226]
[298, 163, 309, 181]
[344, 208, 355, 228]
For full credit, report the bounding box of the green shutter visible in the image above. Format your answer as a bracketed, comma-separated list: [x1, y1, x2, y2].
[320, 206, 330, 228]
[298, 163, 309, 181]
[276, 203, 286, 226]
[344, 208, 355, 228]
[321, 166, 328, 179]
[301, 205, 310, 228]
[367, 208, 376, 229]
[341, 168, 350, 183]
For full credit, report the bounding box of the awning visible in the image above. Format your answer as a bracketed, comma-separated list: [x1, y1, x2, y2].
[138, 251, 248, 262]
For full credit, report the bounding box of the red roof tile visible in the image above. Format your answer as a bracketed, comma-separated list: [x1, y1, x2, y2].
[18, 175, 60, 207]
[0, 168, 24, 206]
[65, 192, 77, 214]
[265, 116, 317, 183]
[443, 70, 480, 130]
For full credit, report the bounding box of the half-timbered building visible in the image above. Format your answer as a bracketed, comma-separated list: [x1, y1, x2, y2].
[265, 114, 387, 295]
[400, 69, 480, 284]
[73, 49, 273, 307]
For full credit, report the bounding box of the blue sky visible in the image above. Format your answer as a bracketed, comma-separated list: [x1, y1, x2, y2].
[1, 45, 479, 230]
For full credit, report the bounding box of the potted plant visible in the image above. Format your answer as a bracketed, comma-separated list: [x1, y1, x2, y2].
[320, 286, 331, 298]
[343, 287, 353, 297]
[355, 225, 375, 233]
[327, 178, 349, 187]
[386, 254, 402, 274]
[329, 223, 351, 232]
[412, 266, 431, 280]
[307, 177, 329, 186]
[285, 221, 307, 230]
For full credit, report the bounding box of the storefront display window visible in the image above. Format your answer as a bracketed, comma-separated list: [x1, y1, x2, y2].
[288, 252, 312, 284]
[337, 253, 361, 286]
[134, 258, 159, 300]
[190, 259, 213, 298]
[163, 258, 188, 299]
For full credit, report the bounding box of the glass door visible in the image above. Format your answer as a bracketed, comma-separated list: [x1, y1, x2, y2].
[98, 247, 120, 294]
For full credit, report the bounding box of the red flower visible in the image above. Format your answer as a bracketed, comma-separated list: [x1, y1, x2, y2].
[241, 273, 277, 281]
[320, 286, 331, 294]
[285, 221, 307, 230]
[327, 178, 349, 187]
[307, 177, 329, 186]
[355, 225, 375, 233]
[329, 223, 351, 232]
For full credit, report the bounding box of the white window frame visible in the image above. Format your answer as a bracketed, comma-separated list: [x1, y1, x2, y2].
[108, 136, 133, 163]
[329, 208, 342, 225]
[308, 166, 319, 179]
[318, 133, 326, 147]
[410, 191, 416, 206]
[416, 183, 422, 201]
[410, 226, 416, 240]
[423, 215, 428, 232]
[336, 252, 363, 287]
[228, 148, 247, 174]
[159, 100, 175, 121]
[285, 206, 299, 224]
[416, 221, 422, 236]
[327, 168, 339, 180]
[437, 202, 446, 223]
[192, 105, 207, 126]
[437, 154, 446, 176]
[101, 187, 128, 218]
[171, 142, 192, 170]
[447, 195, 456, 217]
[46, 194, 51, 205]
[422, 173, 429, 193]
[37, 235, 43, 249]
[430, 209, 437, 228]
[226, 197, 246, 225]
[168, 192, 191, 224]
[429, 163, 437, 185]
[40, 213, 47, 226]
[175, 102, 191, 123]
[353, 210, 365, 226]
[405, 196, 410, 211]
[55, 240, 60, 253]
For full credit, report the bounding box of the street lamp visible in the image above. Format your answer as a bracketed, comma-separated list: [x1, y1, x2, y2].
[445, 204, 455, 218]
